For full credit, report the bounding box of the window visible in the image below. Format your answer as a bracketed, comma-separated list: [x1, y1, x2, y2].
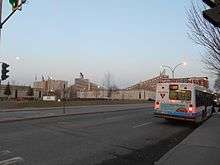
[139, 92, 141, 99]
[195, 90, 214, 107]
[169, 85, 191, 101]
[169, 90, 191, 101]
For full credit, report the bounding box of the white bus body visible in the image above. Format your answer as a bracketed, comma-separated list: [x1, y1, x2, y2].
[154, 83, 214, 123]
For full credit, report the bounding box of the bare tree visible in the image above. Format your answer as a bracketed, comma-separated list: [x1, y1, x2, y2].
[187, 1, 220, 74]
[103, 72, 118, 98]
[214, 74, 220, 92]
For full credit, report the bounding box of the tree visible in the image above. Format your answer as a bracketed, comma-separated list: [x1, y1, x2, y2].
[103, 72, 118, 98]
[214, 74, 220, 92]
[4, 82, 11, 98]
[27, 86, 34, 96]
[54, 89, 62, 98]
[187, 1, 220, 75]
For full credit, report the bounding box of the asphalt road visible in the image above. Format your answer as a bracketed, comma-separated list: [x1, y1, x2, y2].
[0, 104, 194, 165]
[0, 104, 153, 121]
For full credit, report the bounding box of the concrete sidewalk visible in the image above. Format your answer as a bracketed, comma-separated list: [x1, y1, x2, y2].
[155, 113, 220, 165]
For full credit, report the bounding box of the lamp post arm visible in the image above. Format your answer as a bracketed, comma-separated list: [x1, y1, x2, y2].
[162, 65, 174, 78]
[173, 63, 184, 72]
[162, 65, 173, 72]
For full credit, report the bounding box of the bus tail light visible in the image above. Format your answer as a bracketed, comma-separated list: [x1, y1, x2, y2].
[155, 101, 160, 109]
[188, 104, 194, 112]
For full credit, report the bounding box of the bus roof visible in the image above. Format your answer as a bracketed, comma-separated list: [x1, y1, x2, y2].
[157, 82, 213, 93]
[158, 77, 209, 88]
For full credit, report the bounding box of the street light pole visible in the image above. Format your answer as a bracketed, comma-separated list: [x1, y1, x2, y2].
[162, 62, 186, 79]
[0, 0, 3, 42]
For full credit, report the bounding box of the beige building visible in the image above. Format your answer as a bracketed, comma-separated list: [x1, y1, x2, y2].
[67, 74, 102, 99]
[74, 78, 100, 91]
[126, 71, 169, 91]
[76, 72, 168, 100]
[33, 78, 68, 98]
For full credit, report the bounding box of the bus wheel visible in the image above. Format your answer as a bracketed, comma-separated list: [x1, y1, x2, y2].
[211, 107, 215, 114]
[196, 115, 203, 123]
[202, 110, 206, 120]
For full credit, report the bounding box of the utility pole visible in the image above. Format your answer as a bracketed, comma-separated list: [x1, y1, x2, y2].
[0, 0, 3, 42]
[63, 83, 66, 114]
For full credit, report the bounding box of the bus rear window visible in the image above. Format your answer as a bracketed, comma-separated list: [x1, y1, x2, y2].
[169, 85, 178, 90]
[169, 90, 191, 101]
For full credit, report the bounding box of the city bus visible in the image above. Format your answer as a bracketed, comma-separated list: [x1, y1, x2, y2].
[154, 81, 214, 123]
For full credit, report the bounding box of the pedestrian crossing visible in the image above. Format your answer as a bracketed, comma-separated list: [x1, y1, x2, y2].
[0, 147, 24, 165]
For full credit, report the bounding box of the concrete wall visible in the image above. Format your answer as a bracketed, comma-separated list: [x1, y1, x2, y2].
[111, 90, 155, 100]
[77, 90, 155, 100]
[77, 90, 109, 99]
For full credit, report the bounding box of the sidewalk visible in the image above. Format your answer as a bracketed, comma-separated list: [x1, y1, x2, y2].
[155, 113, 220, 165]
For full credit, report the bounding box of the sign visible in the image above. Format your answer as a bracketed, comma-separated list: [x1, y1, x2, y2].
[160, 93, 165, 99]
[43, 96, 56, 101]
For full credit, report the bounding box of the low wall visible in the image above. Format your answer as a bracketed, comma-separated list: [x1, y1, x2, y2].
[77, 90, 155, 100]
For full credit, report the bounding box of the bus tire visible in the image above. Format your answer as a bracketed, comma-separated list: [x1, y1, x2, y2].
[211, 106, 215, 114]
[196, 115, 203, 123]
[202, 110, 206, 121]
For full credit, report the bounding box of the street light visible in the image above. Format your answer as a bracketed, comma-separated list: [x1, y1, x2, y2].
[161, 62, 187, 79]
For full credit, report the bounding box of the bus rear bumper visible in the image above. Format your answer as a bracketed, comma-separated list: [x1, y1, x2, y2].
[154, 112, 198, 122]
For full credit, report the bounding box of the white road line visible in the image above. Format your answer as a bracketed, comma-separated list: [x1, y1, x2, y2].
[106, 116, 124, 120]
[0, 157, 24, 165]
[133, 122, 152, 128]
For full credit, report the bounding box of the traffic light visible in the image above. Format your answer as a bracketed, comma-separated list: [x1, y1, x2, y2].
[203, 0, 220, 27]
[1, 63, 10, 81]
[9, 0, 19, 10]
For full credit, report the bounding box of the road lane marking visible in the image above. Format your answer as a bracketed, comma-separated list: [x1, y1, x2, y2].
[105, 116, 125, 120]
[132, 122, 152, 128]
[0, 157, 24, 165]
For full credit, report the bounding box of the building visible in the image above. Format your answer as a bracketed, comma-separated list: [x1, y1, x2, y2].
[126, 71, 169, 91]
[76, 73, 210, 100]
[67, 73, 102, 99]
[0, 84, 41, 99]
[33, 78, 68, 98]
[76, 72, 169, 100]
[74, 78, 99, 91]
